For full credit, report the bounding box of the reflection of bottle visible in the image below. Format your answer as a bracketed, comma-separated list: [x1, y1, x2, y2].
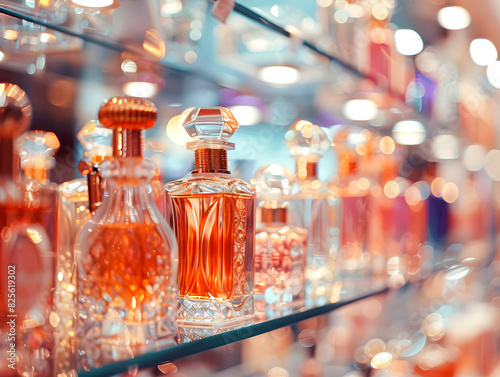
[145, 140, 167, 218]
[331, 126, 371, 279]
[253, 164, 307, 317]
[16, 130, 60, 376]
[285, 120, 341, 304]
[55, 121, 112, 374]
[166, 107, 255, 327]
[76, 98, 178, 369]
[0, 83, 51, 377]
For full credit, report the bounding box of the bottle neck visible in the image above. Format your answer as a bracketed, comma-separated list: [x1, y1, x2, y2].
[87, 166, 105, 213]
[193, 148, 230, 174]
[258, 207, 287, 224]
[113, 129, 143, 158]
[22, 167, 50, 185]
[0, 136, 17, 179]
[296, 159, 318, 180]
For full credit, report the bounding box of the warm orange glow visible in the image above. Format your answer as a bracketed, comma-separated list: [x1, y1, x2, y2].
[384, 181, 399, 199]
[405, 186, 421, 206]
[143, 30, 166, 58]
[442, 182, 459, 203]
[430, 177, 446, 197]
[380, 136, 395, 154]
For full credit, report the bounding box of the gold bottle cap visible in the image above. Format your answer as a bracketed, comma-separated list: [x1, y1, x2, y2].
[98, 97, 157, 158]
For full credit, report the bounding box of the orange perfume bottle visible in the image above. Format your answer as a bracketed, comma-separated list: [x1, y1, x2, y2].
[0, 83, 52, 377]
[166, 107, 256, 327]
[55, 121, 112, 374]
[75, 98, 178, 369]
[285, 120, 341, 304]
[253, 164, 307, 316]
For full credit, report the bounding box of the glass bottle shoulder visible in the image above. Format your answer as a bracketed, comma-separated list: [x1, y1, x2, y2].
[166, 172, 255, 197]
[59, 178, 88, 202]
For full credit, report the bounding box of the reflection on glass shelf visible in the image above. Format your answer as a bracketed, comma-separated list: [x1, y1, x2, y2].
[75, 279, 388, 376]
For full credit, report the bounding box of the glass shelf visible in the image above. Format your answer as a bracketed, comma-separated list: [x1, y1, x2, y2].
[76, 282, 390, 377]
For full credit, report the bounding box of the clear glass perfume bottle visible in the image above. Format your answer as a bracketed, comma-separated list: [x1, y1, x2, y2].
[331, 126, 372, 280]
[285, 120, 341, 305]
[55, 121, 112, 374]
[75, 98, 178, 370]
[253, 164, 307, 317]
[166, 107, 256, 327]
[0, 83, 52, 377]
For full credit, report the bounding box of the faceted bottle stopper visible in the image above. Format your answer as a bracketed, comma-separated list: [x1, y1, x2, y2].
[285, 120, 330, 161]
[76, 120, 113, 161]
[98, 97, 157, 157]
[182, 107, 238, 149]
[0, 83, 32, 137]
[16, 130, 60, 170]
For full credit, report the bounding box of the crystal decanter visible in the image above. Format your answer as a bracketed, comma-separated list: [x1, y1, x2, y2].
[253, 164, 307, 318]
[285, 120, 341, 305]
[166, 107, 256, 328]
[55, 121, 112, 374]
[0, 83, 52, 377]
[75, 98, 178, 370]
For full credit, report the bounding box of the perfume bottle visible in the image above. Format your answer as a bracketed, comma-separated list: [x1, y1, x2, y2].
[253, 164, 307, 317]
[0, 83, 51, 376]
[166, 107, 256, 327]
[75, 98, 178, 369]
[55, 121, 112, 374]
[331, 126, 372, 280]
[15, 130, 60, 376]
[285, 120, 341, 304]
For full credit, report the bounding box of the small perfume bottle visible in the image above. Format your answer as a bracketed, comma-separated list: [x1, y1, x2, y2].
[285, 120, 341, 304]
[76, 98, 178, 369]
[55, 121, 112, 374]
[0, 83, 52, 376]
[331, 126, 372, 280]
[166, 107, 256, 327]
[253, 164, 307, 317]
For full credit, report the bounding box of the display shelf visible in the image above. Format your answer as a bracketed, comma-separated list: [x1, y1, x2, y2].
[77, 282, 390, 377]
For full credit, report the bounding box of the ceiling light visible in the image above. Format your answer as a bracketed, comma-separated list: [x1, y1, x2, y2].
[437, 6, 470, 30]
[392, 120, 426, 145]
[161, 0, 183, 16]
[395, 29, 424, 56]
[487, 61, 500, 88]
[70, 0, 119, 9]
[258, 65, 300, 85]
[123, 82, 158, 98]
[228, 106, 261, 126]
[342, 99, 378, 121]
[470, 38, 497, 66]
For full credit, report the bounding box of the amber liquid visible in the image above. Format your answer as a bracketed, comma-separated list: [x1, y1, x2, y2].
[80, 222, 173, 321]
[170, 193, 254, 301]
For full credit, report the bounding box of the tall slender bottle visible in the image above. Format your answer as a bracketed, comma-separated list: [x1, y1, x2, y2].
[331, 126, 372, 281]
[166, 107, 256, 327]
[0, 83, 52, 376]
[285, 120, 341, 304]
[55, 121, 112, 374]
[16, 130, 60, 376]
[76, 98, 178, 370]
[253, 164, 307, 317]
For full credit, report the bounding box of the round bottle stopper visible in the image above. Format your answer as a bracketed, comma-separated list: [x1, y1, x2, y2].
[0, 83, 32, 138]
[285, 120, 330, 162]
[76, 120, 113, 162]
[182, 107, 239, 150]
[98, 97, 157, 157]
[16, 130, 60, 171]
